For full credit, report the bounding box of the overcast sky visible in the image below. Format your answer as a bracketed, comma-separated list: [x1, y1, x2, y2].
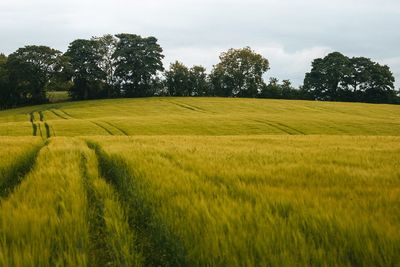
[1, 0, 399, 87]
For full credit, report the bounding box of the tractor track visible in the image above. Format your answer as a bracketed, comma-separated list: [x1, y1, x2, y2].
[253, 119, 305, 135]
[0, 142, 46, 199]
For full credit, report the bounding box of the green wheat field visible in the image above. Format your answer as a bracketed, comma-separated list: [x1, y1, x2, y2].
[0, 97, 399, 266]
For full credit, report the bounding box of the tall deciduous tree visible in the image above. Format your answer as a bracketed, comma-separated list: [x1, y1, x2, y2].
[113, 34, 164, 97]
[165, 62, 209, 96]
[210, 47, 269, 97]
[0, 54, 11, 109]
[94, 34, 119, 97]
[190, 65, 209, 96]
[165, 61, 191, 96]
[303, 52, 396, 103]
[7, 46, 63, 104]
[303, 52, 351, 101]
[65, 39, 105, 100]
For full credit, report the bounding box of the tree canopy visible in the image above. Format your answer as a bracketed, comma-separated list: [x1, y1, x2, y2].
[6, 46, 64, 105]
[114, 34, 164, 97]
[164, 62, 209, 96]
[303, 52, 397, 103]
[0, 35, 398, 110]
[210, 47, 270, 97]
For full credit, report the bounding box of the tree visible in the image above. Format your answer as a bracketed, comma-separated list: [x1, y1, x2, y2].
[260, 77, 280, 98]
[165, 61, 191, 96]
[94, 34, 119, 97]
[190, 65, 209, 96]
[303, 52, 351, 101]
[303, 52, 396, 103]
[7, 46, 63, 104]
[210, 47, 269, 97]
[0, 54, 11, 109]
[349, 57, 396, 103]
[260, 78, 300, 99]
[65, 39, 105, 100]
[113, 34, 164, 97]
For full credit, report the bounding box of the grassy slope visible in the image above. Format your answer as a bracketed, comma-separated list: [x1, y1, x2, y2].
[0, 97, 399, 136]
[89, 135, 400, 266]
[0, 98, 399, 266]
[0, 138, 141, 267]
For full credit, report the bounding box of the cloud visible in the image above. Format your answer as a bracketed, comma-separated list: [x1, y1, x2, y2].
[0, 0, 399, 87]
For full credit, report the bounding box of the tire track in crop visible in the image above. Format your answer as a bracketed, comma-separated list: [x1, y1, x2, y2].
[159, 152, 265, 204]
[167, 100, 209, 113]
[90, 121, 114, 135]
[275, 122, 305, 135]
[51, 125, 57, 137]
[57, 109, 75, 119]
[28, 108, 64, 137]
[55, 108, 116, 136]
[80, 145, 143, 266]
[29, 111, 52, 138]
[253, 119, 305, 135]
[50, 109, 68, 120]
[0, 142, 45, 199]
[44, 123, 51, 138]
[29, 112, 38, 136]
[38, 111, 44, 122]
[103, 121, 129, 136]
[88, 142, 187, 267]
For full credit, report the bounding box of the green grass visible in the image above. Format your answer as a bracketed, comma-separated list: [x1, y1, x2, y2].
[0, 138, 141, 267]
[47, 91, 70, 103]
[0, 97, 399, 266]
[0, 137, 43, 196]
[0, 97, 399, 136]
[88, 135, 400, 266]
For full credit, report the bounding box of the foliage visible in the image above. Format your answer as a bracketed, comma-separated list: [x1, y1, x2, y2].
[260, 77, 304, 99]
[164, 62, 209, 96]
[0, 54, 11, 108]
[113, 34, 164, 97]
[1, 37, 399, 109]
[303, 52, 397, 103]
[210, 47, 269, 97]
[65, 39, 106, 100]
[6, 46, 64, 105]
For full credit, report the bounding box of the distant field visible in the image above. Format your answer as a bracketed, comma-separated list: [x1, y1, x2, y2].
[0, 97, 399, 136]
[47, 91, 70, 103]
[0, 98, 399, 266]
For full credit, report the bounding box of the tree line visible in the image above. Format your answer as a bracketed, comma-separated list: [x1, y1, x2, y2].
[0, 33, 399, 109]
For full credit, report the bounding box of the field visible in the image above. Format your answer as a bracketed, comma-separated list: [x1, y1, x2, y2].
[0, 98, 399, 266]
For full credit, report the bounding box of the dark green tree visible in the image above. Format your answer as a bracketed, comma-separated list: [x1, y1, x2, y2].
[0, 54, 11, 109]
[65, 39, 105, 100]
[303, 52, 396, 103]
[7, 46, 63, 104]
[260, 77, 280, 98]
[94, 34, 119, 97]
[210, 47, 269, 97]
[260, 78, 300, 99]
[303, 52, 351, 101]
[165, 61, 191, 96]
[190, 65, 209, 96]
[349, 57, 396, 103]
[113, 34, 164, 97]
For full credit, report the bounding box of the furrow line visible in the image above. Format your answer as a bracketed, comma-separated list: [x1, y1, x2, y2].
[82, 142, 143, 266]
[90, 121, 114, 135]
[103, 121, 129, 136]
[0, 142, 45, 199]
[50, 109, 68, 120]
[87, 141, 188, 267]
